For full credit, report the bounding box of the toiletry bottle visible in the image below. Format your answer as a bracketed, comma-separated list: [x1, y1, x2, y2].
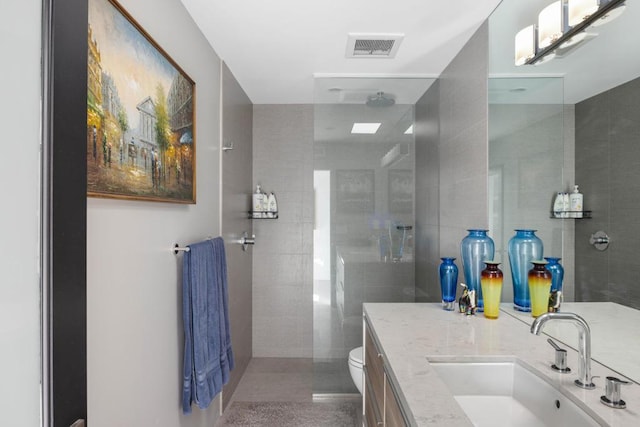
[267, 192, 278, 218]
[552, 192, 564, 218]
[562, 192, 570, 218]
[570, 185, 583, 218]
[253, 185, 265, 218]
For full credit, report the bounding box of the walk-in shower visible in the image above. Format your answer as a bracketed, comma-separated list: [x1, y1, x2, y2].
[312, 77, 433, 395]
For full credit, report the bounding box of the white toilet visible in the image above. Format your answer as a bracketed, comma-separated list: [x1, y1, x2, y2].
[348, 346, 364, 394]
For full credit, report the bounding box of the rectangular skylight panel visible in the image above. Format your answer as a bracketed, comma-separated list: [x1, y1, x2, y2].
[351, 123, 381, 134]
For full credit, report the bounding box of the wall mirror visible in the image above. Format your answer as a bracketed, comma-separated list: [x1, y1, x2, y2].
[488, 0, 640, 383]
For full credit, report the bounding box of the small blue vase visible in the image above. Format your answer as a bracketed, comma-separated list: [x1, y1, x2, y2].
[439, 257, 458, 311]
[460, 230, 495, 311]
[544, 257, 564, 293]
[508, 230, 544, 312]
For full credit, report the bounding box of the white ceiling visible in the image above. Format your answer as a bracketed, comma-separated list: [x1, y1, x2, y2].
[489, 0, 640, 104]
[179, 0, 502, 104]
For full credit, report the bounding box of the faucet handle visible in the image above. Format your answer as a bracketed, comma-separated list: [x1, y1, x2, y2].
[601, 376, 630, 409]
[547, 338, 571, 373]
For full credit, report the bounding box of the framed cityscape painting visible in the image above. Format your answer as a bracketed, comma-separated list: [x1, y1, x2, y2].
[87, 0, 196, 203]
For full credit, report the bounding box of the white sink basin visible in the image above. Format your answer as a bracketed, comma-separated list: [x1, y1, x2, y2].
[428, 358, 604, 427]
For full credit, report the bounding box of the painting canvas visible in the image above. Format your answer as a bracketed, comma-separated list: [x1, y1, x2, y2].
[336, 170, 375, 213]
[87, 0, 195, 203]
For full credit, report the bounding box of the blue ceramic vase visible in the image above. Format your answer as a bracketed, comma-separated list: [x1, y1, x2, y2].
[544, 256, 564, 311]
[439, 257, 458, 311]
[508, 229, 543, 312]
[544, 257, 564, 293]
[460, 230, 495, 311]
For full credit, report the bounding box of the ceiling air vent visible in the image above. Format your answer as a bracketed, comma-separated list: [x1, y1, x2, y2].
[346, 33, 404, 58]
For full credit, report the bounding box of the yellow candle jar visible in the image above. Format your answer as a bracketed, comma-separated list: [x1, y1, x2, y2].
[480, 261, 503, 319]
[528, 260, 552, 317]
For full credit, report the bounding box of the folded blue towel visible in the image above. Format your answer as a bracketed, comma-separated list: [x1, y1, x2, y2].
[182, 237, 234, 414]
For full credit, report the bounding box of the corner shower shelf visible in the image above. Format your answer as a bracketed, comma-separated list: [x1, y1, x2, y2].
[550, 211, 592, 219]
[248, 211, 278, 219]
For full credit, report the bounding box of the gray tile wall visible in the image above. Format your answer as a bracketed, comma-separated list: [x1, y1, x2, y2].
[252, 105, 314, 357]
[437, 23, 490, 270]
[415, 81, 441, 301]
[575, 76, 640, 309]
[221, 63, 253, 406]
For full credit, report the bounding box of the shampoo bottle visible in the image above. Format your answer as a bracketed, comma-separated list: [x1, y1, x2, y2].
[562, 192, 570, 218]
[253, 185, 265, 217]
[267, 192, 278, 218]
[552, 192, 564, 218]
[570, 185, 583, 218]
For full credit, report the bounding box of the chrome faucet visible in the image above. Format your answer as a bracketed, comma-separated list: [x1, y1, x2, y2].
[530, 312, 595, 389]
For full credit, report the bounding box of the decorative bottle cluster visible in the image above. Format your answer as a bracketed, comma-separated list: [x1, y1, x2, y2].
[252, 184, 278, 218]
[437, 229, 564, 318]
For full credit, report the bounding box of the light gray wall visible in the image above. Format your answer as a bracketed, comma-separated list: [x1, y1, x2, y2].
[87, 0, 224, 425]
[252, 105, 314, 357]
[415, 81, 441, 301]
[437, 22, 490, 258]
[575, 76, 640, 309]
[414, 23, 490, 302]
[221, 62, 253, 407]
[0, 0, 42, 423]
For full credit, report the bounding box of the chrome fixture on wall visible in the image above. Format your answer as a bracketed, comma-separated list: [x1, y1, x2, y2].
[515, 0, 626, 66]
[589, 230, 610, 251]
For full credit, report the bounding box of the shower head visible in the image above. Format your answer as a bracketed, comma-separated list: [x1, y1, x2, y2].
[366, 91, 395, 107]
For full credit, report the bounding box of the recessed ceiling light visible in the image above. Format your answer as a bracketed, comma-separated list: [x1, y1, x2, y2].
[404, 125, 414, 135]
[351, 123, 381, 134]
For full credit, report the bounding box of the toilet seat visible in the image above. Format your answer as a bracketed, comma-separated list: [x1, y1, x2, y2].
[348, 346, 363, 367]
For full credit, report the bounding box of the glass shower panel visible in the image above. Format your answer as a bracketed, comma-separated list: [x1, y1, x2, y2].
[312, 77, 428, 395]
[488, 77, 566, 304]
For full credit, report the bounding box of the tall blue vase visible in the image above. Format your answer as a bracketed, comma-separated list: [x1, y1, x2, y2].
[439, 257, 458, 311]
[508, 229, 543, 312]
[460, 230, 495, 311]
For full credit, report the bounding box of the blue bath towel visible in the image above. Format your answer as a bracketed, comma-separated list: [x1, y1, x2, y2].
[182, 237, 234, 414]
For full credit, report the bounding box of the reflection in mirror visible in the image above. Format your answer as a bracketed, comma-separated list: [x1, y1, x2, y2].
[488, 77, 571, 304]
[489, 0, 640, 383]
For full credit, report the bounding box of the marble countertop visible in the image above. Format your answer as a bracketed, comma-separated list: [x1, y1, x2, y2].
[500, 302, 640, 384]
[363, 303, 640, 427]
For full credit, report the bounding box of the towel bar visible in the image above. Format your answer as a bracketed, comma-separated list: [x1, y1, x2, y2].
[173, 234, 255, 254]
[173, 244, 190, 254]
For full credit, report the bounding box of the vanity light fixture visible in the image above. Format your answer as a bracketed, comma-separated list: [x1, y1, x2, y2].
[351, 122, 381, 134]
[568, 0, 600, 26]
[538, 1, 564, 50]
[515, 0, 626, 66]
[515, 25, 536, 66]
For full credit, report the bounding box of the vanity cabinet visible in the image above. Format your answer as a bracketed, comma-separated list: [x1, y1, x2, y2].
[364, 320, 408, 427]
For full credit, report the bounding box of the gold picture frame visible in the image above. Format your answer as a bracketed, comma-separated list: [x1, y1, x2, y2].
[87, 0, 196, 203]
